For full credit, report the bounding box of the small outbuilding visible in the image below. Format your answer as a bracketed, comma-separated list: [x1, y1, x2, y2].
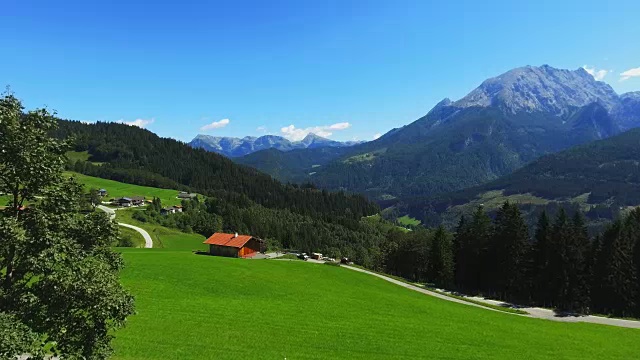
[130, 196, 145, 206]
[203, 232, 263, 258]
[178, 191, 197, 200]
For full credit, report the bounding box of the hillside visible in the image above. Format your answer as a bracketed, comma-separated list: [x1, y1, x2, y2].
[234, 146, 350, 183]
[112, 249, 640, 359]
[67, 170, 193, 206]
[236, 65, 639, 200]
[402, 128, 640, 230]
[189, 132, 361, 158]
[54, 120, 385, 264]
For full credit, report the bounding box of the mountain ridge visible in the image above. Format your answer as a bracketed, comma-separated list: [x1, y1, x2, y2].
[235, 65, 639, 200]
[189, 132, 362, 158]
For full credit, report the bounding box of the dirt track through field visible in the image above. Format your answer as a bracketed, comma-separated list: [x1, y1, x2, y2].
[98, 205, 153, 248]
[342, 265, 640, 329]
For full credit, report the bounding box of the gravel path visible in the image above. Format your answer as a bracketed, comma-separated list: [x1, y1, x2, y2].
[343, 265, 640, 329]
[97, 205, 153, 248]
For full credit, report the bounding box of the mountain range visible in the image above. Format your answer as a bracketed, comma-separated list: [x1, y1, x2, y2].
[188, 132, 362, 158]
[235, 65, 640, 201]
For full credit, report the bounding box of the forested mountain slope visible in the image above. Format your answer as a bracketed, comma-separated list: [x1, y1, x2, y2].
[402, 128, 640, 230]
[53, 120, 386, 264]
[234, 146, 351, 183]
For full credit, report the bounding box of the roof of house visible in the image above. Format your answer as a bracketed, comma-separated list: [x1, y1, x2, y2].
[203, 233, 254, 248]
[130, 196, 145, 201]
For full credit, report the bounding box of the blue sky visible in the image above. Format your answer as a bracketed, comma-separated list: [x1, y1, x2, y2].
[2, 0, 640, 142]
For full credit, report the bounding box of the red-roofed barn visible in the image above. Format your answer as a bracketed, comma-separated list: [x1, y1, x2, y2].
[203, 232, 263, 258]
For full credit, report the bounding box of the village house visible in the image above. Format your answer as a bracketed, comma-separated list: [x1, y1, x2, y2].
[130, 196, 145, 206]
[113, 197, 132, 207]
[177, 191, 197, 200]
[203, 232, 264, 258]
[98, 189, 108, 197]
[160, 206, 184, 215]
[112, 196, 146, 207]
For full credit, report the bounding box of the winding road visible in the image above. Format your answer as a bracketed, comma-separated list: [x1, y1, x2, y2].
[97, 205, 153, 248]
[342, 265, 640, 329]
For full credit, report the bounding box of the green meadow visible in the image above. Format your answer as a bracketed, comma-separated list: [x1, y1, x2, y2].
[113, 249, 640, 360]
[115, 208, 206, 250]
[397, 215, 421, 226]
[65, 171, 193, 206]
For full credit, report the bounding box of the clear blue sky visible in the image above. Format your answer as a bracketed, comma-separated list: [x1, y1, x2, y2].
[2, 0, 639, 142]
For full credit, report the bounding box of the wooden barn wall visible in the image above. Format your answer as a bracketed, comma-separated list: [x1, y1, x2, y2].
[209, 244, 240, 257]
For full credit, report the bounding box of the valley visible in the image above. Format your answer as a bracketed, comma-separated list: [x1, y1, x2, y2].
[3, 4, 640, 357]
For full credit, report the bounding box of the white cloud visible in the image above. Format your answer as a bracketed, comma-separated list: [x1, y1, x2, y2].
[200, 118, 230, 131]
[328, 122, 351, 130]
[582, 65, 609, 81]
[280, 122, 352, 141]
[116, 118, 155, 128]
[620, 67, 640, 81]
[256, 126, 268, 133]
[373, 133, 382, 140]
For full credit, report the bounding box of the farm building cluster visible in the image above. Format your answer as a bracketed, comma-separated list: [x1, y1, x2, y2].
[111, 196, 147, 207]
[160, 205, 183, 215]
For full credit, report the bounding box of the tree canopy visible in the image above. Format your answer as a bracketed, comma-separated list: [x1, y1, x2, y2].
[0, 93, 134, 359]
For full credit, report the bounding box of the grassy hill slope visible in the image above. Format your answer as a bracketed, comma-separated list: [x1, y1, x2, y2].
[66, 171, 194, 206]
[115, 208, 206, 250]
[113, 250, 640, 359]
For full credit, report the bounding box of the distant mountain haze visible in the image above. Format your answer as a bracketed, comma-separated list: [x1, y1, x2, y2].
[189, 132, 362, 157]
[235, 65, 640, 200]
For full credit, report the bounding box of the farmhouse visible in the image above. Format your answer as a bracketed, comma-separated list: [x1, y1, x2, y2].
[131, 196, 145, 206]
[203, 232, 263, 258]
[98, 188, 108, 197]
[161, 206, 184, 215]
[178, 191, 197, 200]
[114, 197, 132, 207]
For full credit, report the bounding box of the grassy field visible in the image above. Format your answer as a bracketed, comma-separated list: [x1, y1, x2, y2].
[65, 150, 91, 162]
[65, 172, 192, 206]
[112, 249, 640, 360]
[117, 226, 146, 248]
[397, 215, 421, 226]
[115, 208, 206, 250]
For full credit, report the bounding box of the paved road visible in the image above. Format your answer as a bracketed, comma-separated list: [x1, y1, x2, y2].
[97, 205, 153, 248]
[342, 265, 640, 329]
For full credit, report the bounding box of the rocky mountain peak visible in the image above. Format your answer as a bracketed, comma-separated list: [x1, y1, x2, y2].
[452, 65, 619, 116]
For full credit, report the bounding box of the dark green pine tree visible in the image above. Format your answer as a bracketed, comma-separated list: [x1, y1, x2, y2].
[634, 221, 640, 317]
[151, 196, 162, 212]
[593, 214, 637, 316]
[532, 211, 552, 306]
[552, 210, 591, 313]
[491, 202, 531, 302]
[548, 209, 571, 310]
[567, 212, 592, 313]
[453, 216, 471, 291]
[589, 233, 606, 313]
[428, 225, 454, 288]
[468, 206, 492, 294]
[619, 208, 640, 316]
